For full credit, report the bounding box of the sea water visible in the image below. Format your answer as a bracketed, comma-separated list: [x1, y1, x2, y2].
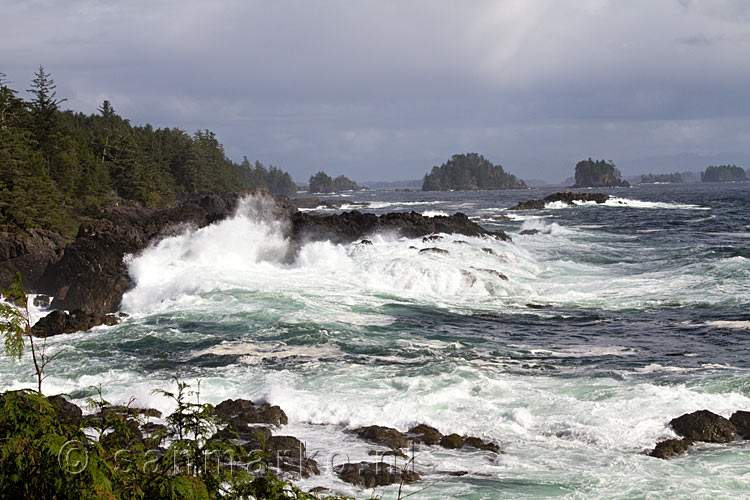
[3, 182, 749, 499]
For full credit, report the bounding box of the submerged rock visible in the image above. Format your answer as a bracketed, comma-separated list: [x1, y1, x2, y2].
[649, 438, 694, 459]
[669, 410, 735, 443]
[419, 247, 449, 255]
[463, 436, 501, 453]
[335, 462, 420, 487]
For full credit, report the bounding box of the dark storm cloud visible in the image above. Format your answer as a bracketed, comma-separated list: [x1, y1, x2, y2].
[2, 0, 749, 182]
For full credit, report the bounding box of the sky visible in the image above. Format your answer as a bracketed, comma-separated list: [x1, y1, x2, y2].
[2, 0, 749, 183]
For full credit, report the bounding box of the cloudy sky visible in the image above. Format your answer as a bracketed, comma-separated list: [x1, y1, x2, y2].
[2, 0, 749, 182]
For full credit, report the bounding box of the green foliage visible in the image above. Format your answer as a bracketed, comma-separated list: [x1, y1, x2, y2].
[309, 171, 336, 193]
[0, 381, 368, 500]
[573, 158, 629, 188]
[701, 164, 747, 182]
[422, 153, 527, 191]
[0, 70, 298, 234]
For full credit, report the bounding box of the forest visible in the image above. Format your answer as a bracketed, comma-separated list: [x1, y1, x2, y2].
[422, 153, 526, 191]
[0, 67, 297, 236]
[701, 165, 747, 182]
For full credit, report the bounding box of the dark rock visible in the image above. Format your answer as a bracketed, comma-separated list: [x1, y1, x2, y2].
[422, 235, 443, 242]
[449, 471, 469, 476]
[48, 395, 83, 425]
[309, 486, 329, 494]
[214, 398, 288, 427]
[520, 229, 540, 236]
[335, 462, 420, 488]
[510, 191, 610, 210]
[729, 411, 750, 439]
[481, 247, 494, 255]
[291, 210, 509, 247]
[33, 294, 51, 308]
[669, 410, 736, 443]
[0, 229, 65, 291]
[291, 197, 324, 209]
[408, 424, 442, 445]
[454, 240, 469, 245]
[276, 456, 320, 479]
[31, 309, 120, 337]
[439, 433, 465, 449]
[525, 303, 547, 309]
[463, 436, 501, 453]
[266, 435, 306, 457]
[419, 247, 449, 255]
[213, 418, 273, 443]
[359, 239, 373, 245]
[353, 425, 408, 449]
[368, 449, 407, 459]
[649, 438, 694, 459]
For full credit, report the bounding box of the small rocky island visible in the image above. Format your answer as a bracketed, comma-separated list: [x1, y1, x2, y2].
[572, 158, 630, 188]
[422, 153, 527, 191]
[701, 164, 748, 182]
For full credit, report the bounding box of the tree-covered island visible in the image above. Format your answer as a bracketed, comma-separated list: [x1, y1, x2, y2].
[308, 171, 366, 193]
[422, 153, 526, 191]
[701, 164, 747, 182]
[641, 172, 683, 184]
[572, 158, 630, 188]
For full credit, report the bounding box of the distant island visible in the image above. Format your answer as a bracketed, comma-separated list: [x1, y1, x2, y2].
[641, 172, 683, 184]
[701, 164, 747, 182]
[572, 158, 630, 188]
[422, 153, 526, 191]
[308, 171, 366, 193]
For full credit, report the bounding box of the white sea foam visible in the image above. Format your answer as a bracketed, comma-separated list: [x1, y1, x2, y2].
[544, 197, 710, 210]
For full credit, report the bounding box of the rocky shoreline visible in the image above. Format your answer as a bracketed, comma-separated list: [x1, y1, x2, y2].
[6, 389, 749, 494]
[1, 191, 509, 335]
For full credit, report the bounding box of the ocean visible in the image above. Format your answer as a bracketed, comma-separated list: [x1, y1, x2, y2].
[4, 182, 750, 499]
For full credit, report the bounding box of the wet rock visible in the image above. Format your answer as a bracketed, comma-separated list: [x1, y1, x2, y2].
[669, 410, 736, 443]
[649, 438, 694, 459]
[481, 247, 495, 255]
[353, 425, 408, 449]
[31, 309, 120, 337]
[369, 449, 407, 459]
[359, 239, 373, 245]
[510, 191, 609, 210]
[422, 235, 443, 242]
[48, 395, 83, 425]
[729, 411, 750, 439]
[473, 268, 508, 280]
[463, 436, 501, 453]
[525, 303, 548, 309]
[439, 433, 465, 449]
[419, 247, 449, 255]
[291, 210, 509, 246]
[0, 229, 65, 291]
[454, 240, 469, 245]
[214, 419, 273, 443]
[460, 270, 476, 286]
[520, 229, 540, 236]
[33, 294, 51, 308]
[214, 398, 288, 427]
[335, 462, 420, 487]
[408, 424, 442, 445]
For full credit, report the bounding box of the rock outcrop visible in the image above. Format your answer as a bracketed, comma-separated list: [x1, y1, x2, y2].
[510, 191, 610, 210]
[31, 309, 120, 337]
[669, 410, 735, 443]
[335, 462, 420, 488]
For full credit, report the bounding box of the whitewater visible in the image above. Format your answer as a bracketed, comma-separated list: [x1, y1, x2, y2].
[3, 182, 750, 499]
